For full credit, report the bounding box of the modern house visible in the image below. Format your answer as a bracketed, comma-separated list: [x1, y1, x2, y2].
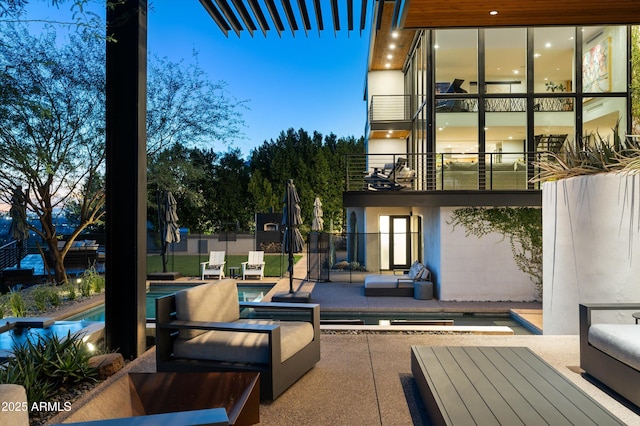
[105, 1, 639, 355]
[343, 1, 638, 301]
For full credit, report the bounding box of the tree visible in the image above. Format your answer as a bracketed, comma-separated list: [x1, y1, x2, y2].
[211, 149, 252, 230]
[0, 26, 105, 284]
[249, 128, 364, 232]
[147, 144, 218, 235]
[146, 54, 246, 157]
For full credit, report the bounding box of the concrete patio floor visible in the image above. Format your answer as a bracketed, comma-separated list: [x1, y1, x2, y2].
[49, 272, 640, 425]
[58, 332, 639, 425]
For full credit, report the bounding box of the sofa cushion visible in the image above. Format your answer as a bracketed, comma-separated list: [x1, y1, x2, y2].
[364, 274, 410, 288]
[175, 279, 240, 339]
[174, 319, 314, 364]
[588, 324, 640, 371]
[408, 261, 424, 280]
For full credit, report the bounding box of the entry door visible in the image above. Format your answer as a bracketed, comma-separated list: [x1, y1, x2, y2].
[380, 216, 411, 270]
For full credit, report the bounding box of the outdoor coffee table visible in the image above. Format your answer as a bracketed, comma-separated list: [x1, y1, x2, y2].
[411, 346, 624, 425]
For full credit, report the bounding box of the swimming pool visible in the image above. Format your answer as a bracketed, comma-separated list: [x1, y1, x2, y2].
[64, 284, 274, 322]
[0, 320, 104, 356]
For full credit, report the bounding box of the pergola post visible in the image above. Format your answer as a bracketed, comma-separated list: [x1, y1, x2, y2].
[105, 0, 148, 359]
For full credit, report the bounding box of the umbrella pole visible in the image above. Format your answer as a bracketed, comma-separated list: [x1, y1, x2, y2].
[288, 187, 294, 293]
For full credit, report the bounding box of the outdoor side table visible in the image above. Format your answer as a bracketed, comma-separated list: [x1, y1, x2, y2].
[414, 281, 433, 300]
[633, 312, 640, 324]
[229, 266, 240, 278]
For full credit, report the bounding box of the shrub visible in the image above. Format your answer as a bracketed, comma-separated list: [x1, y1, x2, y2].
[32, 286, 50, 311]
[8, 290, 26, 317]
[81, 266, 105, 295]
[47, 289, 61, 307]
[64, 282, 77, 301]
[0, 332, 97, 406]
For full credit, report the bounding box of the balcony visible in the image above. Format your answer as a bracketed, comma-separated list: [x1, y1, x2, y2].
[344, 152, 543, 207]
[367, 95, 412, 133]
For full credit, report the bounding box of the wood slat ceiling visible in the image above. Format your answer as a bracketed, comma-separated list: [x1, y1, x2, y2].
[370, 2, 416, 71]
[401, 0, 640, 28]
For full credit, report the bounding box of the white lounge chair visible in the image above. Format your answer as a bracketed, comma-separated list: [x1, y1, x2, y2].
[200, 251, 226, 280]
[241, 251, 265, 280]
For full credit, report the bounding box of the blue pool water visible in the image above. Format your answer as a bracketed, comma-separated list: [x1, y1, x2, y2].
[0, 320, 102, 355]
[64, 284, 274, 322]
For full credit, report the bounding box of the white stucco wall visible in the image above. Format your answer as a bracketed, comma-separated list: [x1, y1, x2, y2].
[543, 173, 640, 335]
[439, 207, 536, 301]
[367, 70, 404, 100]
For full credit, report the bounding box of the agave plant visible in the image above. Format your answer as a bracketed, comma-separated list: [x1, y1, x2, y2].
[533, 122, 640, 182]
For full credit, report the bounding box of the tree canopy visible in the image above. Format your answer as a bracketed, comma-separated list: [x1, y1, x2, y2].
[0, 25, 105, 283]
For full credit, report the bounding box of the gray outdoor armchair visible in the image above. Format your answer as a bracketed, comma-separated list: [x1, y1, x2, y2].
[156, 279, 320, 400]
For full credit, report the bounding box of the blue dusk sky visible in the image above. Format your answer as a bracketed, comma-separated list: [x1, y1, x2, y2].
[22, 1, 372, 157]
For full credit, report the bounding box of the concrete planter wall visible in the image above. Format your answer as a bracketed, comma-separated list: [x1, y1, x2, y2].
[543, 173, 640, 334]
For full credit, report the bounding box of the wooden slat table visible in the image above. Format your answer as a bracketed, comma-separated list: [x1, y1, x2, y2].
[411, 346, 624, 426]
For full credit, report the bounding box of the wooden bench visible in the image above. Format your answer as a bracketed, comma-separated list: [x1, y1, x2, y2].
[411, 346, 624, 425]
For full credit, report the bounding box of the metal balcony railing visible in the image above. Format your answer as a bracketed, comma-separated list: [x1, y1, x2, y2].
[0, 240, 28, 271]
[346, 152, 545, 192]
[368, 95, 412, 123]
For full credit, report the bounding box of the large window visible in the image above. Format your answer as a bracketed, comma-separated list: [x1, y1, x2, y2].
[401, 24, 633, 190]
[533, 27, 575, 93]
[486, 28, 527, 94]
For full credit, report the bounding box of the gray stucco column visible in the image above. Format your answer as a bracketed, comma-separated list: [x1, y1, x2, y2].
[105, 0, 148, 358]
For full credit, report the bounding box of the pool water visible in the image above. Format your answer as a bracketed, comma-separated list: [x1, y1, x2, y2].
[64, 284, 274, 322]
[319, 312, 535, 335]
[0, 321, 101, 354]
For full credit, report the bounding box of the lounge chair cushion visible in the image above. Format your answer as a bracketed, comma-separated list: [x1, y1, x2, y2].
[245, 264, 262, 270]
[174, 319, 314, 364]
[175, 280, 240, 339]
[364, 274, 414, 289]
[588, 324, 640, 370]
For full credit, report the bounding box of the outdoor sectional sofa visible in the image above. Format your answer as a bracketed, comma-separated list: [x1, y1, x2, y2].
[579, 303, 640, 408]
[364, 261, 432, 297]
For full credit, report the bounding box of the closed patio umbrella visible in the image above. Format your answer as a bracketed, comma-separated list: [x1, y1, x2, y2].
[158, 190, 180, 273]
[282, 179, 304, 293]
[9, 186, 29, 268]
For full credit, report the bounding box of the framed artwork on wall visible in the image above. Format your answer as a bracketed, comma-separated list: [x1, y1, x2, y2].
[583, 37, 611, 93]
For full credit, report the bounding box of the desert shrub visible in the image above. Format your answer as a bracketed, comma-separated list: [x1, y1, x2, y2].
[8, 290, 26, 317]
[81, 266, 105, 294]
[0, 332, 97, 406]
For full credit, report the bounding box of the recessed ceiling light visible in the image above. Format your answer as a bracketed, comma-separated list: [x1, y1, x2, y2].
[534, 53, 541, 58]
[489, 10, 498, 15]
[385, 63, 391, 68]
[386, 134, 391, 138]
[387, 54, 393, 60]
[545, 42, 552, 48]
[391, 31, 399, 38]
[513, 70, 519, 74]
[434, 44, 439, 49]
[388, 130, 393, 134]
[389, 43, 396, 49]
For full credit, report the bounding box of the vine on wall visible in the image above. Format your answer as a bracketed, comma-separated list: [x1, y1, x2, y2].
[449, 207, 543, 298]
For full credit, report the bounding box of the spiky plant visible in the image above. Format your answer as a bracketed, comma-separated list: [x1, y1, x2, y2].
[533, 122, 640, 182]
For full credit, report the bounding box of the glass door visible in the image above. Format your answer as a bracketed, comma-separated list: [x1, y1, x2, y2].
[379, 216, 411, 270]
